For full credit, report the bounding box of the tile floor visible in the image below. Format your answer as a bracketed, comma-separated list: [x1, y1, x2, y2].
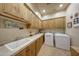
[37, 44, 71, 56]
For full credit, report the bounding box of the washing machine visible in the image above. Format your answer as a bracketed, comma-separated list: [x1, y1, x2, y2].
[45, 32, 54, 46]
[55, 33, 70, 50]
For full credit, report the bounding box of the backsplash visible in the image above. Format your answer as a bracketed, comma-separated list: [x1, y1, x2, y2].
[0, 16, 26, 29]
[0, 29, 39, 46]
[0, 29, 29, 45]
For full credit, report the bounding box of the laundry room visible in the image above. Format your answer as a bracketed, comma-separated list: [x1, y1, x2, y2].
[0, 3, 79, 56]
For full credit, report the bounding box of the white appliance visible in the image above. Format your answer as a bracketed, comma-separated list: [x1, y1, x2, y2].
[45, 32, 54, 46]
[55, 33, 70, 50]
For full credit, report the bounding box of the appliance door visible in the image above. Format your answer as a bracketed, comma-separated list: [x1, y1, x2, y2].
[55, 33, 70, 50]
[45, 33, 54, 46]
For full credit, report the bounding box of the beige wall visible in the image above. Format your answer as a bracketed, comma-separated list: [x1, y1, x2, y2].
[66, 3, 79, 46]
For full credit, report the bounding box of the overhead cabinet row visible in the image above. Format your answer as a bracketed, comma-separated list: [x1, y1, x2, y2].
[42, 17, 65, 29]
[0, 4, 27, 20]
[0, 3, 42, 29]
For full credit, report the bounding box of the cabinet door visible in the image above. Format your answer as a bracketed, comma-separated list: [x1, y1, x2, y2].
[3, 3, 20, 18]
[39, 35, 44, 46]
[29, 41, 36, 56]
[35, 35, 44, 55]
[0, 3, 4, 12]
[25, 48, 31, 56]
[3, 3, 14, 14]
[18, 4, 26, 19]
[35, 38, 41, 55]
[16, 47, 31, 56]
[16, 48, 27, 56]
[42, 21, 48, 29]
[55, 17, 65, 29]
[47, 20, 55, 29]
[13, 4, 21, 18]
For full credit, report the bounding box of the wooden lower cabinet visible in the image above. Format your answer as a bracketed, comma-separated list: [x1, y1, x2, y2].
[35, 38, 41, 55]
[39, 35, 44, 46]
[15, 35, 44, 56]
[70, 47, 79, 56]
[16, 46, 31, 56]
[35, 35, 44, 55]
[29, 41, 36, 56]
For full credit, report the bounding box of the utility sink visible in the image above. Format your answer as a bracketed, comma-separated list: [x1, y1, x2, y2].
[4, 39, 30, 51]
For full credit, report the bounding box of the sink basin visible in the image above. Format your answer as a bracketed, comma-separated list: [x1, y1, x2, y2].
[4, 39, 30, 51]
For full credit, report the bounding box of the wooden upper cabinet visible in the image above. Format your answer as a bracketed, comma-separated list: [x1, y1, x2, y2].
[55, 17, 65, 29]
[3, 3, 21, 18]
[42, 21, 47, 29]
[38, 20, 42, 29]
[47, 20, 55, 29]
[0, 3, 29, 23]
[62, 18, 66, 29]
[14, 4, 21, 18]
[0, 3, 45, 29]
[26, 9, 34, 21]
[3, 4, 16, 15]
[19, 4, 28, 20]
[28, 11, 42, 29]
[30, 19, 42, 29]
[42, 20, 55, 29]
[41, 17, 65, 29]
[0, 3, 27, 19]
[0, 3, 4, 12]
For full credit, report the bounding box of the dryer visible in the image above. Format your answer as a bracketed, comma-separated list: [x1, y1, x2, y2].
[55, 33, 70, 50]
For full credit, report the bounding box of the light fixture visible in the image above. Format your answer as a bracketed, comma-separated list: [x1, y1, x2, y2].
[35, 12, 39, 15]
[43, 9, 46, 13]
[59, 4, 63, 7]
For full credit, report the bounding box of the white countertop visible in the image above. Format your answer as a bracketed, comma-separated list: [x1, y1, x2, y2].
[0, 33, 43, 56]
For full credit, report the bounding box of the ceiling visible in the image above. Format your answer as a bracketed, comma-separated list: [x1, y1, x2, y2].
[29, 3, 70, 17]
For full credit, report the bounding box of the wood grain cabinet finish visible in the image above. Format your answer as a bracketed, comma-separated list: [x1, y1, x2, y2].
[0, 4, 26, 21]
[0, 3, 42, 29]
[41, 17, 65, 29]
[0, 4, 4, 12]
[29, 41, 36, 56]
[35, 35, 44, 55]
[2, 3, 24, 18]
[35, 38, 41, 55]
[55, 17, 65, 29]
[70, 47, 79, 56]
[39, 35, 44, 47]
